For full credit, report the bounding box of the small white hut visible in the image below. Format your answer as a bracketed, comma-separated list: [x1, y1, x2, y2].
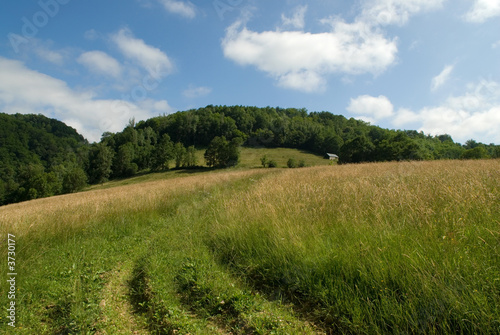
[326, 153, 339, 160]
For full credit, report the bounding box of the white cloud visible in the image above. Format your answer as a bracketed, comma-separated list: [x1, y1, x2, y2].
[183, 86, 212, 99]
[347, 95, 394, 119]
[392, 107, 421, 125]
[36, 47, 65, 65]
[393, 80, 500, 143]
[281, 5, 308, 30]
[394, 106, 500, 144]
[77, 51, 123, 78]
[431, 64, 454, 91]
[278, 71, 326, 93]
[111, 28, 173, 79]
[464, 0, 500, 23]
[137, 98, 173, 114]
[493, 40, 500, 49]
[222, 19, 397, 92]
[0, 57, 172, 142]
[361, 0, 446, 26]
[36, 49, 64, 65]
[158, 0, 196, 18]
[222, 0, 447, 93]
[12, 38, 67, 65]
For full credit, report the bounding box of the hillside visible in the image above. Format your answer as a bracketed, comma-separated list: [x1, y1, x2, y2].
[0, 113, 88, 205]
[2, 106, 499, 206]
[133, 105, 499, 161]
[1, 159, 499, 334]
[99, 105, 499, 182]
[87, 105, 500, 193]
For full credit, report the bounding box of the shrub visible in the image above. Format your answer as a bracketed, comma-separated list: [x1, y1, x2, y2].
[267, 160, 277, 168]
[287, 158, 297, 168]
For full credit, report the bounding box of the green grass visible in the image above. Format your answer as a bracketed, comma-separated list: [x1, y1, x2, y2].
[237, 147, 333, 168]
[1, 159, 499, 334]
[86, 147, 331, 192]
[0, 169, 320, 334]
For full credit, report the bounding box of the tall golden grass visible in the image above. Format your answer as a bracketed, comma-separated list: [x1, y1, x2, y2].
[0, 169, 266, 238]
[208, 159, 500, 333]
[221, 159, 499, 230]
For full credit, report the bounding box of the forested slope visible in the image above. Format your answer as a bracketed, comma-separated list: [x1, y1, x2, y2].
[1, 106, 499, 205]
[128, 105, 498, 164]
[0, 113, 88, 205]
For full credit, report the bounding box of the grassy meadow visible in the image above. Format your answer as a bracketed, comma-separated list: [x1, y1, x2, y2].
[0, 157, 499, 334]
[85, 147, 331, 192]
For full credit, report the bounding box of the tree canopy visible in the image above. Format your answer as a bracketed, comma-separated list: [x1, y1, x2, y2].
[0, 113, 88, 205]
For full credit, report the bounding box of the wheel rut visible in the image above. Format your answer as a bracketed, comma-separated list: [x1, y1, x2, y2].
[96, 262, 150, 334]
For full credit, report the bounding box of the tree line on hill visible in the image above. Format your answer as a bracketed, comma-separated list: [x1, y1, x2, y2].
[1, 106, 499, 206]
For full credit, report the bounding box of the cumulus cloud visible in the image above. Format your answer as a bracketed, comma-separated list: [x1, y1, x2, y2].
[431, 64, 454, 91]
[347, 95, 394, 120]
[393, 80, 500, 143]
[136, 98, 173, 114]
[464, 0, 500, 23]
[222, 0, 446, 92]
[183, 85, 212, 99]
[77, 51, 123, 78]
[0, 57, 172, 142]
[158, 0, 196, 18]
[222, 19, 397, 92]
[281, 5, 308, 30]
[111, 28, 173, 79]
[394, 106, 500, 144]
[361, 0, 446, 26]
[278, 71, 326, 93]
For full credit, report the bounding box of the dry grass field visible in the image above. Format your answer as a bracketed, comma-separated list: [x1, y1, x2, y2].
[0, 169, 266, 238]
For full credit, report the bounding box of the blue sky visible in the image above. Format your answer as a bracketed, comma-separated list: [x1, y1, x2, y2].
[0, 0, 499, 143]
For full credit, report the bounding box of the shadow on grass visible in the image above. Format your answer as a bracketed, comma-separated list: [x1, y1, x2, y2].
[128, 257, 151, 315]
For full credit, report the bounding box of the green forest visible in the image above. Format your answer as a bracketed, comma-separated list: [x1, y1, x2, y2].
[1, 106, 499, 206]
